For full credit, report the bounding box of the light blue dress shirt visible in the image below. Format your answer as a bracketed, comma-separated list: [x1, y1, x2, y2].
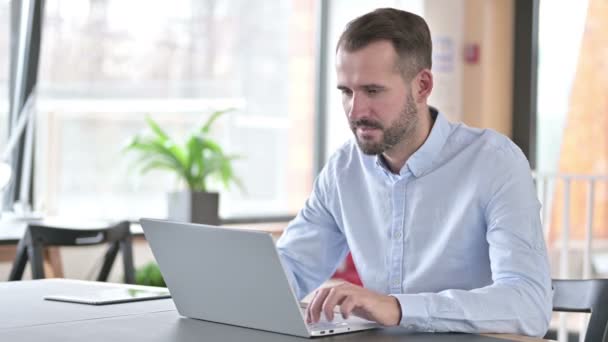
[276, 109, 553, 337]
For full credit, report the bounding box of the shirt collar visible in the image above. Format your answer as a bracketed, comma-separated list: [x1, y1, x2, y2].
[375, 107, 452, 178]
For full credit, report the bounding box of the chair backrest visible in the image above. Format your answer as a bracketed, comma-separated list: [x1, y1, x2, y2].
[9, 220, 134, 283]
[27, 221, 130, 246]
[552, 279, 608, 342]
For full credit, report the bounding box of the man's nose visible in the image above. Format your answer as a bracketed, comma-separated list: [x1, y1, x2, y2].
[348, 93, 369, 120]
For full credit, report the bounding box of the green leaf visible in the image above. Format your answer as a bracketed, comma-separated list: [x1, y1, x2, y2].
[201, 108, 234, 134]
[145, 115, 170, 141]
[123, 109, 244, 193]
[139, 160, 182, 175]
[122, 135, 141, 152]
[186, 135, 204, 187]
[161, 140, 188, 170]
[135, 262, 166, 287]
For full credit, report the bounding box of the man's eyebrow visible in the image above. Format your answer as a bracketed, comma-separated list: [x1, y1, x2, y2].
[336, 84, 385, 90]
[362, 84, 385, 89]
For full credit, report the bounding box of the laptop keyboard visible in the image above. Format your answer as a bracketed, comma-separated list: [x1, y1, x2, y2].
[299, 302, 341, 313]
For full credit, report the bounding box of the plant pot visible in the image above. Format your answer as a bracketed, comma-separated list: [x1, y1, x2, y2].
[167, 191, 220, 225]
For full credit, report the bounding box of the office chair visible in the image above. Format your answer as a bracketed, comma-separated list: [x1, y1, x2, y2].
[552, 279, 608, 342]
[8, 220, 135, 284]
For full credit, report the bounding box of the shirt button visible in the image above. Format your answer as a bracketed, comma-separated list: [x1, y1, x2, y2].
[394, 231, 402, 239]
[392, 279, 400, 286]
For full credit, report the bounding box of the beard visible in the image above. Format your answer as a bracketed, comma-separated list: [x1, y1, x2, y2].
[350, 92, 418, 155]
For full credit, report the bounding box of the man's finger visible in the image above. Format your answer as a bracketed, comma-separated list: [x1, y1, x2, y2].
[305, 290, 320, 323]
[310, 287, 330, 323]
[340, 295, 357, 320]
[321, 287, 346, 321]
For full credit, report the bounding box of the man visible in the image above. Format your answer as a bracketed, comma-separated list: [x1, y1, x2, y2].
[276, 8, 552, 337]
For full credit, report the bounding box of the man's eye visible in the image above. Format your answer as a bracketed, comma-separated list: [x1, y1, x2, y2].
[367, 88, 379, 95]
[341, 89, 353, 96]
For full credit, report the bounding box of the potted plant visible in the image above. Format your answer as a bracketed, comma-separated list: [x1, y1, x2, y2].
[124, 109, 242, 225]
[134, 261, 166, 287]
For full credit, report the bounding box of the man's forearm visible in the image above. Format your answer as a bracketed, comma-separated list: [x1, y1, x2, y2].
[391, 280, 552, 337]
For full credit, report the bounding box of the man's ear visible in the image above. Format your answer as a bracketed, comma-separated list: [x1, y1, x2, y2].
[412, 69, 433, 103]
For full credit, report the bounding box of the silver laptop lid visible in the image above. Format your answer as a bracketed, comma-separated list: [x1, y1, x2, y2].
[140, 218, 310, 337]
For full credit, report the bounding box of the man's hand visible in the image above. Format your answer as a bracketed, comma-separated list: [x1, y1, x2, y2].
[305, 282, 401, 326]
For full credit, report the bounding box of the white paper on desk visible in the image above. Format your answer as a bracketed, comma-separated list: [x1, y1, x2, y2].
[43, 288, 171, 305]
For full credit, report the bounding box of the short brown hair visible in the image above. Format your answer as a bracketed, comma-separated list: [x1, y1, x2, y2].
[336, 8, 432, 79]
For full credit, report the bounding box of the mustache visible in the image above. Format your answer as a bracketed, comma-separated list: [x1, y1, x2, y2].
[350, 118, 383, 130]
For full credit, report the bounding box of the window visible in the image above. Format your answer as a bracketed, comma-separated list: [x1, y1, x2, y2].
[536, 0, 589, 174]
[35, 0, 316, 220]
[0, 0, 9, 150]
[536, 0, 608, 243]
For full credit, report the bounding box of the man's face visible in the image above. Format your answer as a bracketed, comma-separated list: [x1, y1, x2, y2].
[336, 40, 418, 155]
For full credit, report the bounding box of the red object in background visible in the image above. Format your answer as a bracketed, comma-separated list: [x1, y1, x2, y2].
[332, 253, 362, 286]
[464, 43, 480, 64]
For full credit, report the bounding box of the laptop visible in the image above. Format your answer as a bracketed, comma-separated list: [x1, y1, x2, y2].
[140, 218, 379, 338]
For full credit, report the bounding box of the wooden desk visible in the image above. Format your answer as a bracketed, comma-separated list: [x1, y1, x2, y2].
[487, 335, 553, 342]
[0, 279, 553, 342]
